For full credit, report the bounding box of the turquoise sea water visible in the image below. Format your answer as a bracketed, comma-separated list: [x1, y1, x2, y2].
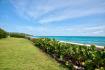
[33, 36, 105, 46]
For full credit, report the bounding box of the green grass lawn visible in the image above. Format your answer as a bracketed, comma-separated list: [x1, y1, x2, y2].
[0, 38, 67, 70]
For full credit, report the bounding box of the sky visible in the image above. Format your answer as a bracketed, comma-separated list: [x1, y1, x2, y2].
[0, 0, 105, 36]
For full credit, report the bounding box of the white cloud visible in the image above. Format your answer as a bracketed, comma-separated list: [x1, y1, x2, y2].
[4, 22, 105, 36]
[13, 25, 48, 35]
[9, 0, 105, 23]
[39, 3, 105, 23]
[7, 0, 105, 36]
[63, 25, 105, 36]
[39, 10, 100, 23]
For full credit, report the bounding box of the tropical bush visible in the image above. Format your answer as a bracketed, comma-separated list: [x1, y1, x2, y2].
[32, 38, 105, 70]
[0, 28, 8, 39]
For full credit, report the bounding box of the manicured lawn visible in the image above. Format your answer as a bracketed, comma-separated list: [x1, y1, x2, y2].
[0, 38, 66, 70]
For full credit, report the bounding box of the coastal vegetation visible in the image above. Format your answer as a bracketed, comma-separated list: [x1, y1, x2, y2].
[9, 32, 31, 38]
[8, 32, 31, 40]
[9, 32, 27, 38]
[32, 38, 105, 70]
[0, 28, 105, 70]
[0, 27, 31, 40]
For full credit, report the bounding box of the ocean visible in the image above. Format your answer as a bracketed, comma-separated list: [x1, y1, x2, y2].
[33, 36, 105, 46]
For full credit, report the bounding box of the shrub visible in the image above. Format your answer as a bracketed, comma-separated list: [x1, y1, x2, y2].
[33, 38, 105, 69]
[0, 28, 8, 39]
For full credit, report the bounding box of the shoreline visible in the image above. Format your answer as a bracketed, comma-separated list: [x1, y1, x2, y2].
[60, 41, 104, 49]
[33, 37, 104, 49]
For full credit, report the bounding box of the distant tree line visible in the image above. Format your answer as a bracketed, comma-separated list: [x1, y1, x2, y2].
[0, 28, 31, 39]
[0, 28, 8, 39]
[9, 32, 28, 38]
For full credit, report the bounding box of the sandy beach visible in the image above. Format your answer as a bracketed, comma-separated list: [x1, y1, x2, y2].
[60, 41, 104, 49]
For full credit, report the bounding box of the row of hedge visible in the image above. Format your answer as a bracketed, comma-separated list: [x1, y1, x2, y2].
[9, 32, 31, 40]
[0, 28, 31, 39]
[9, 32, 26, 38]
[32, 38, 105, 70]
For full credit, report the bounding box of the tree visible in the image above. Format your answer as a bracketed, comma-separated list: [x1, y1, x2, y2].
[0, 28, 8, 39]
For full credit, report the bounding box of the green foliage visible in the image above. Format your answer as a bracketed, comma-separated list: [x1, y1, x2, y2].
[33, 38, 105, 70]
[9, 32, 30, 39]
[84, 60, 95, 70]
[0, 28, 8, 39]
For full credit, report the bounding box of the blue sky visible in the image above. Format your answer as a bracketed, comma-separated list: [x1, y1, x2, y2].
[0, 0, 105, 36]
